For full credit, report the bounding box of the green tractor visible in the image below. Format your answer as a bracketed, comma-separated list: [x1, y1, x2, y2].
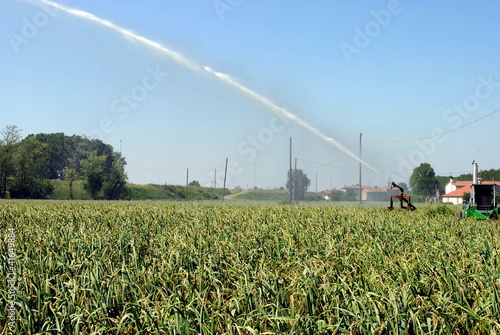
[456, 162, 499, 220]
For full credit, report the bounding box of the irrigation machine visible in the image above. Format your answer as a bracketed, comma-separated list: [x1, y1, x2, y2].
[456, 162, 500, 220]
[387, 182, 417, 211]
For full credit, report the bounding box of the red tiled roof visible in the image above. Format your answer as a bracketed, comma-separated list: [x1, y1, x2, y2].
[443, 187, 470, 198]
[451, 180, 472, 187]
[451, 180, 500, 187]
[444, 183, 500, 197]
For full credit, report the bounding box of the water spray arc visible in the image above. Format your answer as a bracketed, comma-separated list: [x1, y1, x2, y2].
[34, 0, 381, 175]
[203, 67, 381, 175]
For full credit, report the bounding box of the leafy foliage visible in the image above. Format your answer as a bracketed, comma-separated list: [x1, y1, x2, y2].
[126, 184, 223, 200]
[188, 180, 201, 187]
[0, 125, 22, 198]
[1, 202, 499, 333]
[450, 168, 500, 182]
[80, 151, 107, 200]
[286, 169, 311, 201]
[409, 162, 438, 196]
[0, 125, 126, 199]
[9, 178, 54, 199]
[102, 156, 129, 200]
[9, 135, 53, 198]
[329, 189, 356, 201]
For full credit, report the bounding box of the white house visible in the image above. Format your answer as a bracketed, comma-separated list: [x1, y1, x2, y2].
[442, 178, 500, 205]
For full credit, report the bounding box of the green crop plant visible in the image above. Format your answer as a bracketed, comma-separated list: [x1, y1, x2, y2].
[0, 201, 499, 334]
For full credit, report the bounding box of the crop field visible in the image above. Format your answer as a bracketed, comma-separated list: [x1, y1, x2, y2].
[1, 201, 499, 334]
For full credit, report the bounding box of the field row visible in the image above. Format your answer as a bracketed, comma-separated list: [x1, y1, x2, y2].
[1, 201, 499, 334]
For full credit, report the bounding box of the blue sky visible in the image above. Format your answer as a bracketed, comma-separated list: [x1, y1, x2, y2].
[1, 0, 499, 191]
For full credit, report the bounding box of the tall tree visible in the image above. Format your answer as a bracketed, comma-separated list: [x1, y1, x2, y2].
[286, 169, 311, 201]
[189, 180, 201, 187]
[63, 163, 79, 200]
[397, 182, 409, 192]
[82, 137, 115, 173]
[10, 135, 53, 199]
[409, 162, 438, 197]
[102, 154, 128, 200]
[34, 132, 67, 179]
[0, 125, 22, 198]
[81, 151, 107, 200]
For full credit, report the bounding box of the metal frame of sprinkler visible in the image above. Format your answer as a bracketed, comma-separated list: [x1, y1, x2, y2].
[387, 182, 416, 211]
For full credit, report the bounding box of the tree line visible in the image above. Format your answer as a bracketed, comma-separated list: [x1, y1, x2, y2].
[410, 162, 500, 199]
[0, 125, 127, 200]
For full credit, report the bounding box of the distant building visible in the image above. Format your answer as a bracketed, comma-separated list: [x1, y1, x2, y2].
[342, 185, 399, 201]
[363, 187, 399, 201]
[321, 189, 332, 200]
[342, 185, 370, 200]
[442, 177, 500, 205]
[444, 178, 471, 195]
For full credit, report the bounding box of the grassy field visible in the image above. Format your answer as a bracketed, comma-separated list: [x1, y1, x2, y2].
[47, 181, 226, 201]
[1, 201, 499, 334]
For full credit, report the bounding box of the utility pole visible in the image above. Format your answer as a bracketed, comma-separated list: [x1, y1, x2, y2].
[222, 158, 228, 202]
[289, 137, 293, 203]
[359, 133, 362, 205]
[294, 158, 297, 203]
[253, 161, 256, 189]
[186, 168, 189, 201]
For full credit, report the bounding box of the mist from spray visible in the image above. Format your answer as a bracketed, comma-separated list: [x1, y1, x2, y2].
[34, 0, 381, 175]
[204, 67, 381, 174]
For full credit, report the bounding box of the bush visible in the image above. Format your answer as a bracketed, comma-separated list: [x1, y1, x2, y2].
[9, 178, 54, 199]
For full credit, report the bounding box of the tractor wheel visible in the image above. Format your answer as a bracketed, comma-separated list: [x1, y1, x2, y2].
[455, 211, 463, 220]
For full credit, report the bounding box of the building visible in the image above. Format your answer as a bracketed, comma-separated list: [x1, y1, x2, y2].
[321, 189, 332, 200]
[363, 187, 399, 201]
[445, 179, 471, 195]
[442, 178, 500, 205]
[342, 185, 399, 201]
[342, 185, 371, 201]
[442, 187, 471, 205]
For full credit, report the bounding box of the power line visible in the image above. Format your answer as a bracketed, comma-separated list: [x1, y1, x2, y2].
[379, 108, 499, 143]
[350, 80, 500, 133]
[297, 158, 360, 171]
